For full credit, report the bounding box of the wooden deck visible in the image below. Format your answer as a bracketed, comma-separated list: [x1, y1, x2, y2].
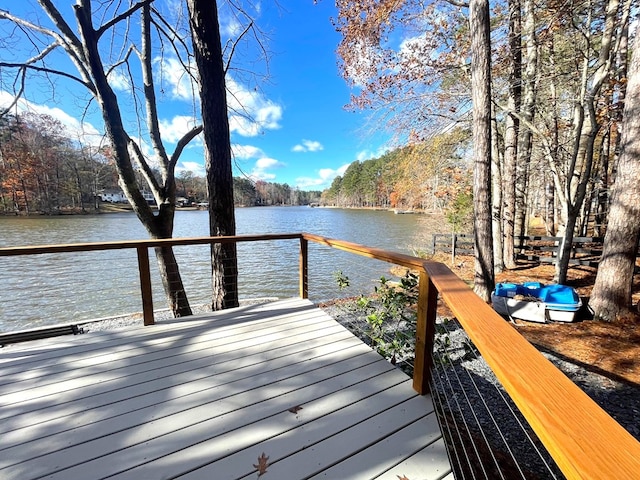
[0, 298, 452, 480]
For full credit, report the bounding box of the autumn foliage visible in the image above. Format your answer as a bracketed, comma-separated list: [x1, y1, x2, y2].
[321, 127, 472, 216]
[0, 113, 118, 214]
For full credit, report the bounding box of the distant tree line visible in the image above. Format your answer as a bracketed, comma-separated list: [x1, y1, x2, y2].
[0, 113, 321, 215]
[321, 127, 473, 215]
[0, 113, 119, 214]
[233, 177, 321, 207]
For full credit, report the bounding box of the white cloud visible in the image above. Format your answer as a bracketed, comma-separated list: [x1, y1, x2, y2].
[295, 163, 350, 190]
[152, 57, 282, 138]
[227, 77, 282, 137]
[107, 69, 131, 92]
[219, 14, 244, 38]
[230, 143, 285, 181]
[249, 157, 285, 181]
[292, 139, 324, 153]
[156, 57, 197, 101]
[356, 147, 387, 162]
[232, 143, 265, 160]
[176, 160, 206, 177]
[159, 115, 201, 144]
[256, 158, 283, 169]
[0, 91, 102, 145]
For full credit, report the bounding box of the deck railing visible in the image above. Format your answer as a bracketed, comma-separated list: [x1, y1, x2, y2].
[1, 232, 640, 478]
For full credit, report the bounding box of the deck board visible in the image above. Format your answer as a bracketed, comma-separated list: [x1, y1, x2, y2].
[0, 298, 451, 480]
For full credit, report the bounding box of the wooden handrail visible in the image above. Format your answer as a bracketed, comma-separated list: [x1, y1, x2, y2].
[303, 233, 640, 478]
[0, 233, 302, 256]
[302, 232, 426, 269]
[3, 231, 640, 477]
[0, 233, 302, 327]
[422, 260, 640, 479]
[301, 233, 435, 394]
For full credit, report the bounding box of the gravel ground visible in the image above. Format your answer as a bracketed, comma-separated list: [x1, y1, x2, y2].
[321, 302, 640, 479]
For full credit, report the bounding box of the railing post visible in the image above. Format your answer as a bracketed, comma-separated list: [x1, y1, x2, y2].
[413, 269, 437, 395]
[136, 246, 155, 325]
[299, 236, 308, 299]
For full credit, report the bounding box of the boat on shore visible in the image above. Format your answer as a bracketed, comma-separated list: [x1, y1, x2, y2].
[491, 282, 582, 323]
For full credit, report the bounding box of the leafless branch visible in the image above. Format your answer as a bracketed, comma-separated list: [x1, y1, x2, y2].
[444, 0, 470, 7]
[0, 68, 26, 117]
[169, 125, 203, 174]
[96, 0, 153, 39]
[128, 137, 162, 197]
[150, 14, 198, 86]
[224, 21, 254, 74]
[37, 0, 87, 64]
[140, 3, 169, 174]
[105, 44, 135, 79]
[150, 7, 192, 55]
[0, 62, 94, 91]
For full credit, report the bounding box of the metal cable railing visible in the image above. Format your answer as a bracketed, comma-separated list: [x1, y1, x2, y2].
[1, 233, 639, 479]
[430, 318, 563, 479]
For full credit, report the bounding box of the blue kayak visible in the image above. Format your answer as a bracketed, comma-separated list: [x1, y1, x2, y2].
[491, 282, 582, 323]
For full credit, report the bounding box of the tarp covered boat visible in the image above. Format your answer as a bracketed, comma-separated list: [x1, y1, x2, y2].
[491, 282, 582, 323]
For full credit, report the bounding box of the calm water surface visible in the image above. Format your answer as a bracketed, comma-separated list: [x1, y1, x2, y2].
[0, 207, 443, 331]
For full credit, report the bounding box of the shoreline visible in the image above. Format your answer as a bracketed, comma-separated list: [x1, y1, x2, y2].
[1, 204, 446, 217]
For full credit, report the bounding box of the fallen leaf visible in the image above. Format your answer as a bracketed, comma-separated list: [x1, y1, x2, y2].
[397, 476, 410, 480]
[288, 405, 303, 414]
[253, 452, 269, 477]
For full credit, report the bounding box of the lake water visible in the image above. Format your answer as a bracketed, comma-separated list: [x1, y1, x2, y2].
[0, 207, 444, 331]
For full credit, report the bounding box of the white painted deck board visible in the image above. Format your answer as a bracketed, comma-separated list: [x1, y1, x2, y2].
[0, 313, 344, 402]
[0, 298, 451, 480]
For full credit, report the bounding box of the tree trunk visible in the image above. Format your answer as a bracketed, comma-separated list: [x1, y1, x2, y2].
[514, 0, 536, 242]
[502, 0, 521, 269]
[470, 0, 495, 301]
[187, 0, 239, 310]
[74, 0, 192, 317]
[491, 112, 504, 273]
[544, 177, 555, 235]
[589, 33, 640, 321]
[554, 0, 622, 283]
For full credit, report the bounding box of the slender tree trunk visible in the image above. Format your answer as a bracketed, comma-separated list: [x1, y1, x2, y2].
[74, 0, 192, 317]
[187, 0, 239, 310]
[514, 0, 536, 242]
[594, 131, 610, 237]
[544, 177, 555, 235]
[491, 112, 504, 273]
[502, 0, 521, 269]
[589, 33, 640, 321]
[470, 0, 495, 301]
[545, 35, 559, 237]
[554, 0, 622, 283]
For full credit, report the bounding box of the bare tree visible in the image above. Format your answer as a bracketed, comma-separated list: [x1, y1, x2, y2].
[0, 0, 200, 316]
[469, 0, 495, 301]
[552, 0, 627, 284]
[186, 0, 239, 310]
[588, 32, 640, 322]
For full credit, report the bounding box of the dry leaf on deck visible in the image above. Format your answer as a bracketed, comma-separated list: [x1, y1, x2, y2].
[397, 476, 410, 480]
[253, 452, 269, 477]
[288, 405, 303, 414]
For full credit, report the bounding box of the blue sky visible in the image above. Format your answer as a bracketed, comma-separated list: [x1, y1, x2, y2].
[0, 1, 390, 191]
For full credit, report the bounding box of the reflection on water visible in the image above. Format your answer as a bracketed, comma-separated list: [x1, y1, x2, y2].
[0, 207, 444, 330]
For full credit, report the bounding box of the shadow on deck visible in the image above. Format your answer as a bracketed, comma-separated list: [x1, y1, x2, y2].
[0, 298, 452, 480]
